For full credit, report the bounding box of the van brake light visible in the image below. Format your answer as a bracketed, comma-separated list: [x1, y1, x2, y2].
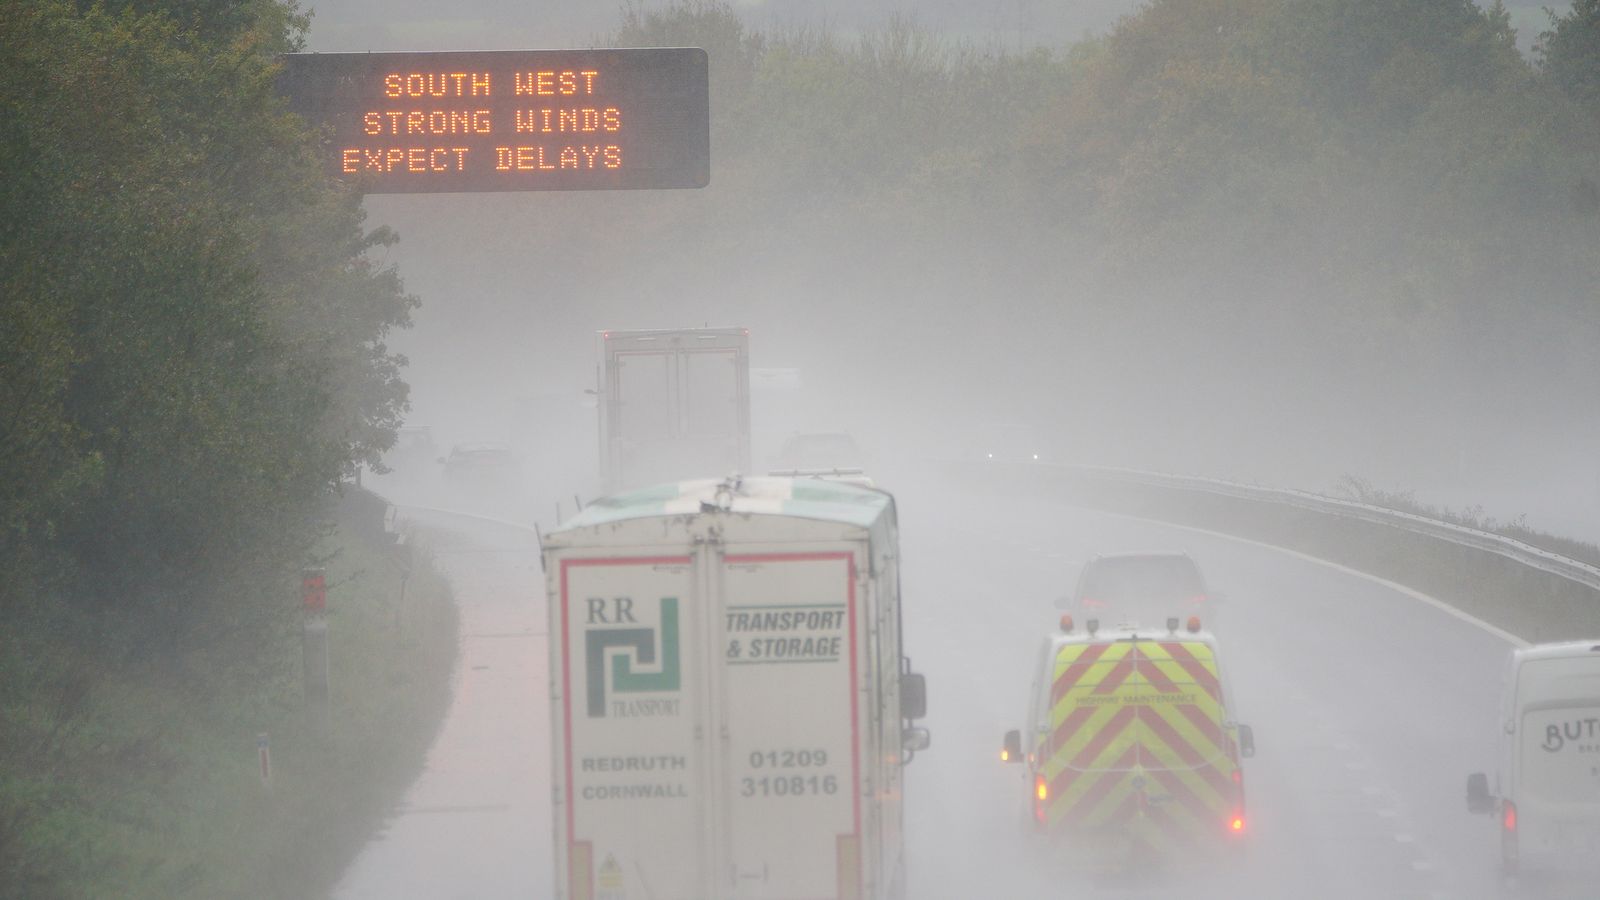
[1503, 800, 1517, 833]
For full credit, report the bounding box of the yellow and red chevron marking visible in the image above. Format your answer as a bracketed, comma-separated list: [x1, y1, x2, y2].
[1038, 640, 1240, 845]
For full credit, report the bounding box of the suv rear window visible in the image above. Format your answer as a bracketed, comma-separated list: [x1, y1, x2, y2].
[1077, 556, 1204, 606]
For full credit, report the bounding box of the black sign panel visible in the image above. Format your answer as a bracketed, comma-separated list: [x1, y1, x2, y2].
[278, 49, 709, 193]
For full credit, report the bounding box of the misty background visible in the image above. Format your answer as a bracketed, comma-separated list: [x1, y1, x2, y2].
[307, 0, 1598, 538]
[6, 2, 1600, 894]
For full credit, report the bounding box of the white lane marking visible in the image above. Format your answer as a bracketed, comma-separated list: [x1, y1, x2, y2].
[1377, 809, 1399, 818]
[1395, 833, 1415, 843]
[1044, 505, 1533, 649]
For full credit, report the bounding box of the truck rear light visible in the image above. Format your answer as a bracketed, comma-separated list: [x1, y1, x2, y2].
[1503, 800, 1517, 833]
[1059, 614, 1074, 633]
[1186, 616, 1202, 633]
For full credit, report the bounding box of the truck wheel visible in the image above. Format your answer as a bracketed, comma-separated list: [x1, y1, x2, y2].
[1500, 830, 1519, 879]
[888, 857, 908, 900]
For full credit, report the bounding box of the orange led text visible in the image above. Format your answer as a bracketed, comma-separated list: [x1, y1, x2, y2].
[363, 110, 493, 136]
[342, 147, 471, 174]
[493, 145, 622, 171]
[383, 72, 492, 98]
[513, 70, 599, 96]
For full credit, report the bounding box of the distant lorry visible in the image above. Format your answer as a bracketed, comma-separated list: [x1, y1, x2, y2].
[1002, 615, 1253, 869]
[1467, 640, 1600, 876]
[542, 475, 929, 900]
[597, 328, 750, 493]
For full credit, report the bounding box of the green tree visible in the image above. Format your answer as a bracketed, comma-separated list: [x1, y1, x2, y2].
[1539, 0, 1600, 111]
[0, 0, 413, 639]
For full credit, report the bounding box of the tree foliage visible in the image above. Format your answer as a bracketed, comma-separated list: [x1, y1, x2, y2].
[1539, 0, 1600, 112]
[521, 1, 1599, 455]
[0, 0, 413, 641]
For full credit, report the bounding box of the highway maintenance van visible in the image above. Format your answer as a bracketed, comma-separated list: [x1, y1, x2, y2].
[1468, 640, 1600, 875]
[542, 476, 929, 900]
[1001, 615, 1254, 866]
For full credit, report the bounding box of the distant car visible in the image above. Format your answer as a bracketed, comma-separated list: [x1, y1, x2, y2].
[775, 432, 866, 471]
[438, 442, 519, 478]
[1067, 552, 1215, 628]
[969, 423, 1044, 462]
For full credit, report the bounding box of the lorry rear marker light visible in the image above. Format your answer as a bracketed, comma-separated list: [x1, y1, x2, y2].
[1059, 614, 1074, 633]
[1186, 616, 1202, 633]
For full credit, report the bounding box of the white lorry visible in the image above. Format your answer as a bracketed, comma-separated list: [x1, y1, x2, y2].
[1468, 640, 1600, 876]
[542, 475, 929, 900]
[597, 328, 751, 493]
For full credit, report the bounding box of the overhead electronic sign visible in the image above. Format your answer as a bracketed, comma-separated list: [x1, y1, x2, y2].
[278, 48, 709, 193]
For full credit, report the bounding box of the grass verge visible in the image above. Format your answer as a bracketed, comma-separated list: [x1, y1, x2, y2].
[0, 488, 458, 898]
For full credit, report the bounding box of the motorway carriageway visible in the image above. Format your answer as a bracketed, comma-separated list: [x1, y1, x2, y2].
[335, 466, 1587, 899]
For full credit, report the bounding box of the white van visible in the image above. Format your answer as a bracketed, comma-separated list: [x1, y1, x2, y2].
[1467, 640, 1600, 875]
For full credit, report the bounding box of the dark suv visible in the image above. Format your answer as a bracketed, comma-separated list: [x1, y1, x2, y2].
[1068, 552, 1216, 629]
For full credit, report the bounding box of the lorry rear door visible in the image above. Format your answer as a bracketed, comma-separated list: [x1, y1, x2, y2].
[717, 546, 865, 899]
[557, 553, 703, 900]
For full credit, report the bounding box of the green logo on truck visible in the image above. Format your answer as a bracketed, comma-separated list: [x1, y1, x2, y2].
[585, 597, 680, 717]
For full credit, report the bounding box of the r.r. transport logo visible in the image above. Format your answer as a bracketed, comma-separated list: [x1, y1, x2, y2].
[585, 597, 681, 718]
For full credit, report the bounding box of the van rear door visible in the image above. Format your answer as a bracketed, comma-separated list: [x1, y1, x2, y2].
[1515, 655, 1600, 821]
[1042, 639, 1241, 847]
[1520, 703, 1600, 813]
